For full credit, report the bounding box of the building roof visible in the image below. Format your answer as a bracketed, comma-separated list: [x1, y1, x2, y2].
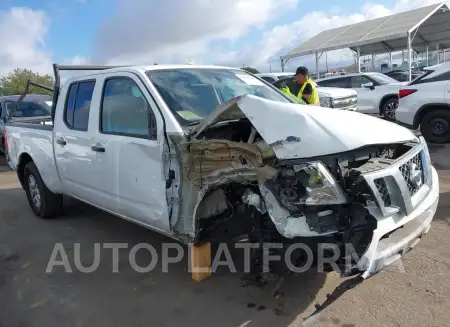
[283, 2, 450, 58]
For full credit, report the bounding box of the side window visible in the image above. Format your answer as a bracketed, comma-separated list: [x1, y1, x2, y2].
[318, 78, 349, 88]
[350, 76, 372, 88]
[411, 71, 450, 85]
[12, 102, 49, 117]
[100, 77, 153, 139]
[64, 81, 95, 131]
[260, 76, 275, 83]
[0, 103, 2, 117]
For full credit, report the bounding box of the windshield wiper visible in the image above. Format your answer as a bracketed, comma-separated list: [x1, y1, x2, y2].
[186, 121, 201, 126]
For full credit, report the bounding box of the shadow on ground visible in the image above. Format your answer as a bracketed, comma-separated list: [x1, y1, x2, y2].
[0, 186, 327, 327]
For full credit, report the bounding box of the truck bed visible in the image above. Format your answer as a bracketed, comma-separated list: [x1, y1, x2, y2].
[5, 121, 62, 192]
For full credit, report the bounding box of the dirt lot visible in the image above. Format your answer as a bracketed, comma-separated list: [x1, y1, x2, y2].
[0, 144, 449, 327]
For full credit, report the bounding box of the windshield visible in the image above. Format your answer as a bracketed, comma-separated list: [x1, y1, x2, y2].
[146, 68, 291, 125]
[5, 100, 51, 118]
[368, 73, 398, 85]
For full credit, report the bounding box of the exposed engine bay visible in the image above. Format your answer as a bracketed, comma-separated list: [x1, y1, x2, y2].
[180, 119, 418, 282]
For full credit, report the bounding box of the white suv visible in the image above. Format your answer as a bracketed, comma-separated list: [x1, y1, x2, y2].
[395, 63, 450, 143]
[315, 72, 407, 120]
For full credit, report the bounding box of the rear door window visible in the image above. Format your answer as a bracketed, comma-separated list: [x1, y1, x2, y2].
[317, 77, 350, 88]
[64, 80, 96, 131]
[409, 70, 450, 85]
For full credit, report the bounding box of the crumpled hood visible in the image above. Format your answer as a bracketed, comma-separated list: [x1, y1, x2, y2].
[190, 95, 416, 159]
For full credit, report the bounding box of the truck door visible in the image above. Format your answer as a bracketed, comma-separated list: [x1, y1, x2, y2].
[94, 73, 171, 233]
[53, 79, 119, 211]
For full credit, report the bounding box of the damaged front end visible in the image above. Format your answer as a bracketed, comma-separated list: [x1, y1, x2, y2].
[173, 96, 420, 279]
[163, 93, 433, 320]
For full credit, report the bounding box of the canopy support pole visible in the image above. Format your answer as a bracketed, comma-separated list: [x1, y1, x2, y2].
[356, 47, 361, 73]
[389, 50, 392, 69]
[315, 51, 320, 78]
[426, 43, 429, 66]
[437, 44, 440, 65]
[407, 32, 412, 81]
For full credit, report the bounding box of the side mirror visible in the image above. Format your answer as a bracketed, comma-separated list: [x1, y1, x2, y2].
[362, 82, 375, 90]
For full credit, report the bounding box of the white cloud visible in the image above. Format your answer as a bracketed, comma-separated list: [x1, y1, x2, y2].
[0, 7, 52, 76]
[91, 0, 444, 73]
[93, 0, 299, 65]
[215, 0, 444, 72]
[2, 0, 443, 79]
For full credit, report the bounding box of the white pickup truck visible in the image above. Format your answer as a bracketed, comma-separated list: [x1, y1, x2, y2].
[5, 64, 439, 316]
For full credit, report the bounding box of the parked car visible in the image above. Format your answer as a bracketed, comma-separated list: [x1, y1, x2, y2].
[5, 64, 439, 316]
[315, 72, 408, 120]
[255, 72, 294, 83]
[384, 70, 422, 82]
[0, 94, 52, 155]
[395, 62, 450, 143]
[257, 73, 358, 110]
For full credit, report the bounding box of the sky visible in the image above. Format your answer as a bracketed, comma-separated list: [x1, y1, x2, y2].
[0, 0, 444, 77]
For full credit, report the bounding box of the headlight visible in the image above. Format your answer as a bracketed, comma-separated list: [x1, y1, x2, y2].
[267, 161, 347, 212]
[319, 96, 333, 108]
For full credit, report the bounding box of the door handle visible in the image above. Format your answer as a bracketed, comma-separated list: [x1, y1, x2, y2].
[91, 144, 105, 152]
[56, 137, 67, 146]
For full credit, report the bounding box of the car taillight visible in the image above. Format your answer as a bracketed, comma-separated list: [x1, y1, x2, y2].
[399, 89, 417, 99]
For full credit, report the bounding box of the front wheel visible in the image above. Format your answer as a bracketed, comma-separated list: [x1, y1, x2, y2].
[382, 98, 398, 121]
[23, 161, 63, 218]
[420, 110, 450, 143]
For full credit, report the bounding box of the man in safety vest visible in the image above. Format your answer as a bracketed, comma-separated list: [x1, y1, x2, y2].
[280, 66, 320, 105]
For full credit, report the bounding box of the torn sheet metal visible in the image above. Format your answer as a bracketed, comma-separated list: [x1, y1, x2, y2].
[242, 189, 266, 214]
[257, 184, 320, 238]
[190, 94, 416, 159]
[243, 185, 326, 238]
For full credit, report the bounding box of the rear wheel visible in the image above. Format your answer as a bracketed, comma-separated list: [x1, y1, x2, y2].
[420, 109, 450, 143]
[23, 161, 63, 218]
[381, 98, 398, 121]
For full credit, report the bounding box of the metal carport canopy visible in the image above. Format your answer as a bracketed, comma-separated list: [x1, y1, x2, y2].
[282, 2, 450, 59]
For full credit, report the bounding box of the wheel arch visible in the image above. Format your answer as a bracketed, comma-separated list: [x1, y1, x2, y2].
[413, 103, 450, 129]
[17, 153, 34, 189]
[379, 94, 398, 115]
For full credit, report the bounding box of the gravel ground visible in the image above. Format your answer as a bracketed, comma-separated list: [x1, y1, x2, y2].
[0, 144, 449, 327]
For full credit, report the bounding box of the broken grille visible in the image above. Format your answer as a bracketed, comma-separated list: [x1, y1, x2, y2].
[374, 178, 391, 207]
[399, 152, 423, 196]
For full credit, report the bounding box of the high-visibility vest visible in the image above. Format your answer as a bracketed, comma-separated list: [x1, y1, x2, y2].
[281, 78, 320, 105]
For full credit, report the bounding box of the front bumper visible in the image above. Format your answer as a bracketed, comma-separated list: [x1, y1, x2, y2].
[356, 166, 439, 278]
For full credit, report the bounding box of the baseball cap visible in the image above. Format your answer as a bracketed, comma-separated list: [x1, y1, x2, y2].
[295, 66, 309, 76]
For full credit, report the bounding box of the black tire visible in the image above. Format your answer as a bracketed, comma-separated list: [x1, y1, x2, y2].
[420, 110, 450, 144]
[23, 161, 63, 218]
[381, 97, 398, 121]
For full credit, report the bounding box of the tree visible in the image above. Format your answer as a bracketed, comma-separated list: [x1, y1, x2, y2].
[241, 66, 260, 74]
[0, 69, 54, 96]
